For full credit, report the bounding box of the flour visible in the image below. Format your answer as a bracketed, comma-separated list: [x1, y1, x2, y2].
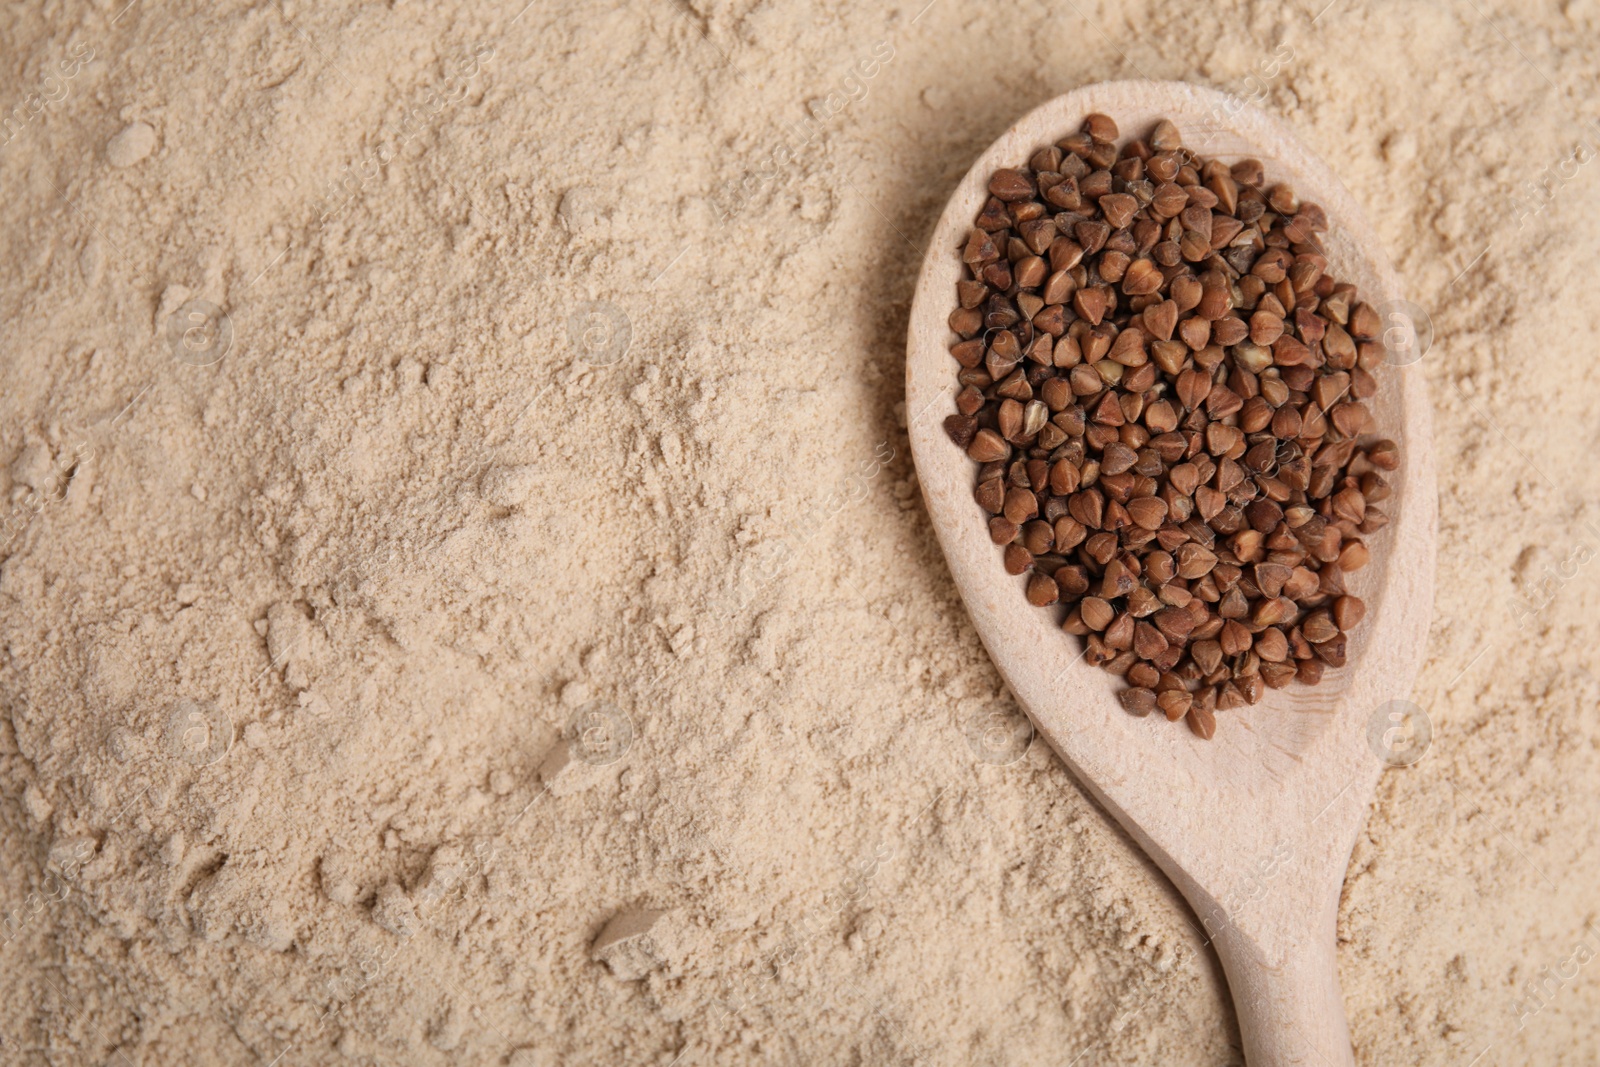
[2, 1, 1599, 1065]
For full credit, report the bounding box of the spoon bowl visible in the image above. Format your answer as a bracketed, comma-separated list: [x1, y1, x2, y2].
[907, 81, 1436, 1066]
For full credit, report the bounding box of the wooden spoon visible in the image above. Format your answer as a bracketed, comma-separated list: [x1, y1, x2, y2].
[907, 81, 1435, 1066]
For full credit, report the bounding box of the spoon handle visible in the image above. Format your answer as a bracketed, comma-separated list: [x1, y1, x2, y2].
[1209, 903, 1353, 1067]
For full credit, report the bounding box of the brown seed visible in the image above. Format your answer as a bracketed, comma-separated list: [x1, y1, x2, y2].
[1099, 559, 1136, 599]
[974, 477, 1004, 514]
[1142, 300, 1179, 342]
[1169, 273, 1203, 313]
[1084, 113, 1119, 142]
[985, 327, 1024, 364]
[1122, 257, 1163, 295]
[1127, 496, 1169, 530]
[1302, 610, 1339, 645]
[975, 197, 1011, 232]
[1205, 384, 1243, 419]
[1101, 440, 1137, 475]
[1185, 702, 1216, 739]
[1026, 571, 1060, 606]
[1054, 520, 1088, 556]
[1175, 316, 1210, 352]
[962, 229, 999, 267]
[1360, 470, 1392, 503]
[1314, 634, 1348, 668]
[1252, 596, 1294, 627]
[949, 307, 982, 337]
[1080, 596, 1114, 631]
[1068, 489, 1105, 529]
[1175, 543, 1218, 579]
[1080, 531, 1115, 566]
[1003, 487, 1039, 525]
[1260, 661, 1297, 688]
[1120, 687, 1158, 716]
[1153, 606, 1194, 640]
[1283, 567, 1320, 601]
[1191, 639, 1224, 675]
[1108, 327, 1149, 368]
[1046, 176, 1085, 210]
[1254, 627, 1290, 662]
[1141, 399, 1178, 434]
[1167, 462, 1200, 496]
[1266, 183, 1297, 214]
[1103, 611, 1134, 651]
[944, 414, 977, 448]
[1158, 689, 1192, 722]
[1076, 217, 1111, 253]
[1084, 634, 1116, 665]
[1367, 439, 1400, 470]
[950, 339, 986, 369]
[1236, 396, 1271, 435]
[1211, 315, 1249, 347]
[1332, 487, 1366, 525]
[1023, 400, 1050, 438]
[1175, 367, 1211, 411]
[968, 429, 1010, 463]
[989, 168, 1036, 202]
[1021, 520, 1054, 556]
[1049, 237, 1087, 273]
[1194, 485, 1226, 522]
[1333, 594, 1366, 631]
[1338, 540, 1370, 571]
[1349, 302, 1381, 340]
[1222, 675, 1248, 710]
[1330, 402, 1371, 438]
[1245, 499, 1284, 534]
[1133, 621, 1169, 660]
[1074, 286, 1109, 325]
[1248, 563, 1286, 604]
[1197, 279, 1231, 320]
[1015, 255, 1047, 289]
[1094, 192, 1136, 229]
[1152, 183, 1189, 219]
[997, 398, 1023, 442]
[1229, 158, 1264, 186]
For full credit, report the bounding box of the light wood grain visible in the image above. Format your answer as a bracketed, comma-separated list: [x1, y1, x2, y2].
[906, 81, 1436, 1066]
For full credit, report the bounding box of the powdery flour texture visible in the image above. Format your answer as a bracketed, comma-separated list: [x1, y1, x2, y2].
[1, 0, 1599, 1064]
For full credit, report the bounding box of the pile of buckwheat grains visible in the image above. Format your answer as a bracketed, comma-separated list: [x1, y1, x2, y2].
[943, 114, 1399, 739]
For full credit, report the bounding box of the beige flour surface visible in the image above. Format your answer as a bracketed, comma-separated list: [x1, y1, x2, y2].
[2, 0, 1599, 1064]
